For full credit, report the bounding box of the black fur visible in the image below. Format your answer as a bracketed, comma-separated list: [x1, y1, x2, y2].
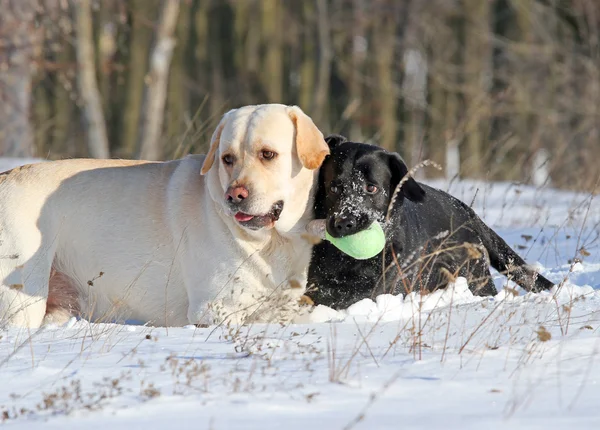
[307, 136, 555, 309]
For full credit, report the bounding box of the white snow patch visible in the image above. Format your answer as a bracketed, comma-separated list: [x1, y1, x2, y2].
[1, 158, 600, 429]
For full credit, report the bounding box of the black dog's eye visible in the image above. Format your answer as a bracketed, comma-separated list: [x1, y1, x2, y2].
[364, 184, 378, 194]
[260, 150, 277, 160]
[330, 184, 340, 194]
[222, 154, 235, 166]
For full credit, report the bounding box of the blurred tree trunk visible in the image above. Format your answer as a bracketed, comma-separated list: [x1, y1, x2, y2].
[97, 1, 116, 115]
[399, 1, 426, 169]
[193, 0, 209, 120]
[347, 0, 366, 141]
[462, 0, 492, 178]
[31, 2, 59, 157]
[75, 0, 110, 158]
[314, 0, 332, 130]
[166, 0, 191, 154]
[444, 15, 463, 180]
[32, 80, 51, 156]
[138, 0, 181, 161]
[233, 0, 253, 104]
[262, 0, 283, 102]
[207, 4, 226, 129]
[428, 70, 447, 171]
[402, 49, 427, 169]
[52, 49, 75, 157]
[513, 0, 538, 182]
[98, 1, 121, 151]
[299, 1, 315, 112]
[244, 1, 261, 83]
[373, 8, 397, 152]
[233, 0, 249, 71]
[120, 0, 158, 157]
[0, 0, 39, 157]
[428, 8, 462, 178]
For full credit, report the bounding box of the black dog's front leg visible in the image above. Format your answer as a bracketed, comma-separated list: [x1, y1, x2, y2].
[306, 277, 376, 310]
[307, 242, 386, 309]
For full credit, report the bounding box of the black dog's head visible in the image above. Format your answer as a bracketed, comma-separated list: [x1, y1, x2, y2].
[316, 134, 426, 238]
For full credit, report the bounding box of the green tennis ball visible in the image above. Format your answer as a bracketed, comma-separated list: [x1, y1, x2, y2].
[306, 219, 385, 260]
[324, 221, 386, 260]
[305, 219, 386, 260]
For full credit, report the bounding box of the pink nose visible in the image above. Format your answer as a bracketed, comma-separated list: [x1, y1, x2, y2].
[226, 185, 249, 204]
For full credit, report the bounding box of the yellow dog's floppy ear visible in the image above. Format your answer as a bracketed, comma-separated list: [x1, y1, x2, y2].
[201, 111, 231, 175]
[287, 106, 330, 170]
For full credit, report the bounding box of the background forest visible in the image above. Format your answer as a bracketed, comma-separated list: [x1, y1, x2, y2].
[1, 0, 599, 190]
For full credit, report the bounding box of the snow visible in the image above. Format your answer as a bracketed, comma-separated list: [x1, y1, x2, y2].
[1, 160, 600, 429]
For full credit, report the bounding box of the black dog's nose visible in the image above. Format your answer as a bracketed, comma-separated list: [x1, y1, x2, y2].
[333, 216, 356, 236]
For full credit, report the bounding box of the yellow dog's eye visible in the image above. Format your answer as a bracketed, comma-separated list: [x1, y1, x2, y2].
[222, 154, 235, 166]
[261, 150, 276, 160]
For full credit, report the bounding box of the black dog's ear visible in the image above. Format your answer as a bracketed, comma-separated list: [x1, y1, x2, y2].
[387, 152, 426, 202]
[324, 134, 348, 150]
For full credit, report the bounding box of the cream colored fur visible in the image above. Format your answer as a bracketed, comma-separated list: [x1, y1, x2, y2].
[0, 104, 328, 328]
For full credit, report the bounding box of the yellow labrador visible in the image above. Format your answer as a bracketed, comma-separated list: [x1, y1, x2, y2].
[0, 104, 329, 328]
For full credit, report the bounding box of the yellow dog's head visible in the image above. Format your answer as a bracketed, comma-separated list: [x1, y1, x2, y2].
[201, 104, 329, 233]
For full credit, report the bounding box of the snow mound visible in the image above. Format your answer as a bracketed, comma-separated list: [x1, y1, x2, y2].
[302, 276, 600, 324]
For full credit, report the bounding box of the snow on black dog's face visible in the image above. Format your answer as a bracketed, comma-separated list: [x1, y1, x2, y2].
[316, 135, 425, 238]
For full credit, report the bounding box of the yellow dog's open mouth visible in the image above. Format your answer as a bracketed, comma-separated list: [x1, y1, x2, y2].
[234, 212, 255, 222]
[234, 200, 284, 230]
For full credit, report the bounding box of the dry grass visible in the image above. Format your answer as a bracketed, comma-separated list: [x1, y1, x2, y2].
[0, 151, 598, 427]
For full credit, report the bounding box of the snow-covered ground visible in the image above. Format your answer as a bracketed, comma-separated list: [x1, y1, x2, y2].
[1, 158, 600, 429]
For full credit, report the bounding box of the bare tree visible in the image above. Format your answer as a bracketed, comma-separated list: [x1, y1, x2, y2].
[0, 0, 38, 157]
[121, 0, 159, 157]
[462, 0, 492, 178]
[313, 0, 332, 130]
[374, 5, 397, 152]
[75, 0, 110, 158]
[138, 0, 181, 161]
[347, 0, 367, 141]
[262, 0, 283, 103]
[299, 1, 316, 112]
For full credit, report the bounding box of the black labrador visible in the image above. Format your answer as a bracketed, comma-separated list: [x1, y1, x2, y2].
[306, 135, 554, 309]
